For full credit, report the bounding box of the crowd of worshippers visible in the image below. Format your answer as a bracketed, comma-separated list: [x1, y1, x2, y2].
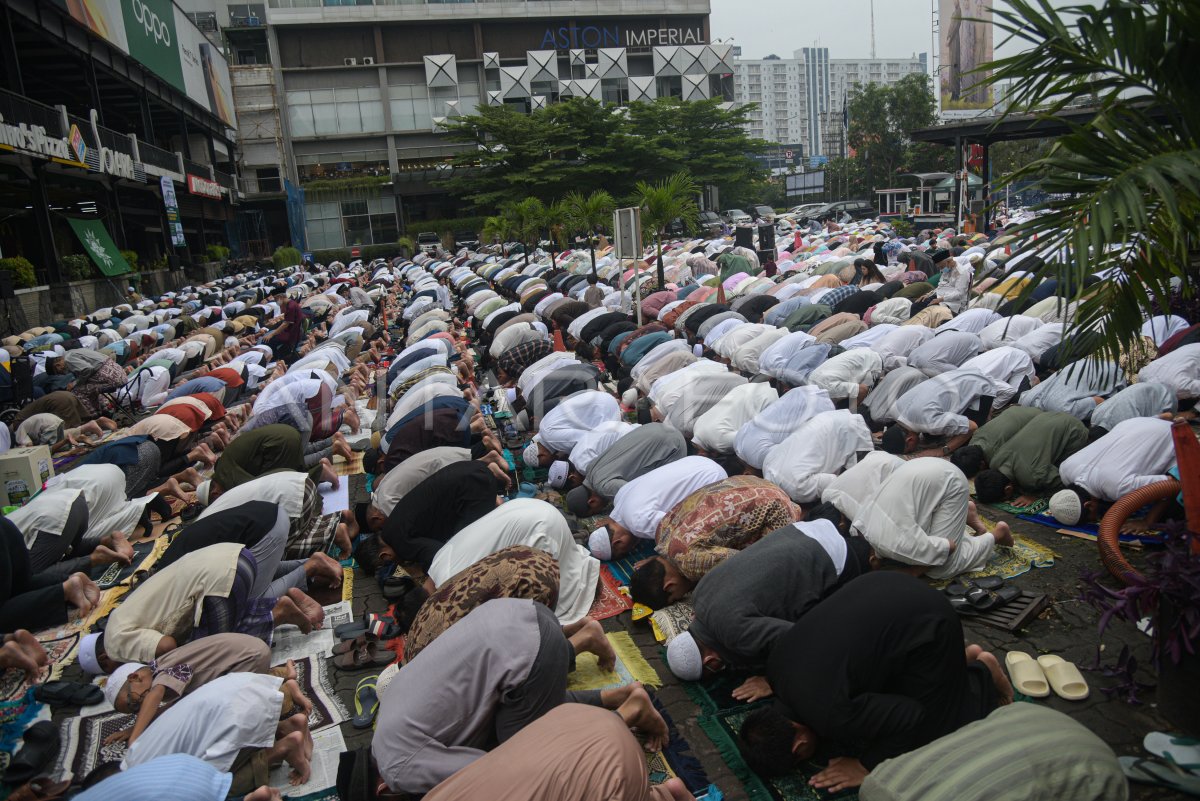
[0, 215, 1178, 800]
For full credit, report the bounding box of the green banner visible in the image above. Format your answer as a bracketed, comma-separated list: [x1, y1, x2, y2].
[67, 218, 131, 277]
[121, 0, 185, 94]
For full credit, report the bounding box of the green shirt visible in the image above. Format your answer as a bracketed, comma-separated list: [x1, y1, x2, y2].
[989, 410, 1089, 494]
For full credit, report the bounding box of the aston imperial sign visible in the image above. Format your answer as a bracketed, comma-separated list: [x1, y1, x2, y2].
[540, 23, 705, 50]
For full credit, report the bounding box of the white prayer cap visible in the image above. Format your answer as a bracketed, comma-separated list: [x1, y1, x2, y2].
[104, 662, 146, 707]
[666, 632, 703, 681]
[78, 633, 104, 674]
[588, 527, 612, 561]
[522, 440, 541, 468]
[621, 388, 638, 408]
[693, 343, 704, 357]
[196, 479, 212, 506]
[505, 387, 518, 405]
[376, 661, 400, 697]
[547, 460, 570, 489]
[1049, 489, 1083, 526]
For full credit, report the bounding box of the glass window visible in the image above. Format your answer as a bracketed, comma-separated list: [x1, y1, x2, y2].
[336, 102, 362, 133]
[341, 200, 369, 216]
[370, 212, 398, 243]
[288, 105, 314, 137]
[390, 100, 417, 131]
[359, 101, 384, 132]
[287, 90, 310, 105]
[343, 215, 371, 246]
[312, 103, 337, 135]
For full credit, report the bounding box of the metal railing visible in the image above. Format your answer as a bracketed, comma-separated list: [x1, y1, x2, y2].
[0, 88, 64, 135]
[215, 170, 237, 190]
[183, 158, 212, 177]
[140, 140, 181, 172]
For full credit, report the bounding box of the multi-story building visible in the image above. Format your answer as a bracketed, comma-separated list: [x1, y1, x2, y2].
[734, 48, 927, 156]
[0, 0, 242, 320]
[184, 0, 734, 253]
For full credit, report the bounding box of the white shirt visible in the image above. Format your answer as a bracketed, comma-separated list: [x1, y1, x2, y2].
[536, 390, 621, 456]
[839, 324, 898, 352]
[730, 327, 789, 374]
[568, 421, 637, 475]
[763, 410, 874, 502]
[959, 346, 1036, 406]
[756, 330, 819, 383]
[979, 315, 1044, 350]
[870, 325, 933, 371]
[517, 352, 579, 397]
[1012, 322, 1065, 362]
[933, 307, 1000, 335]
[124, 673, 283, 772]
[821, 451, 905, 525]
[1138, 344, 1200, 399]
[610, 456, 728, 540]
[1059, 417, 1176, 501]
[734, 385, 835, 469]
[648, 359, 728, 408]
[894, 367, 998, 436]
[692, 382, 779, 454]
[807, 349, 884, 402]
[199, 471, 308, 521]
[906, 331, 983, 378]
[662, 371, 748, 439]
[1141, 315, 1189, 347]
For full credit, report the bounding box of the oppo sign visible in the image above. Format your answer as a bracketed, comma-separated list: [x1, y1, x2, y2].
[131, 0, 171, 47]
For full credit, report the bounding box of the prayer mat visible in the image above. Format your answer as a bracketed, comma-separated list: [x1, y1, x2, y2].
[925, 535, 1056, 589]
[606, 539, 659, 587]
[332, 452, 364, 477]
[648, 697, 711, 794]
[1016, 513, 1167, 545]
[55, 708, 135, 780]
[678, 670, 762, 717]
[91, 540, 157, 589]
[650, 601, 695, 643]
[0, 633, 80, 702]
[987, 496, 1051, 515]
[287, 511, 341, 560]
[341, 566, 355, 602]
[567, 632, 661, 691]
[698, 703, 859, 801]
[287, 655, 351, 732]
[587, 565, 633, 621]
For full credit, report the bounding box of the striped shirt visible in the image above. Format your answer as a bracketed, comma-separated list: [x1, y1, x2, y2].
[76, 754, 231, 801]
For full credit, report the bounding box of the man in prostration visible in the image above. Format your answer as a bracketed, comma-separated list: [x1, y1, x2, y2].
[737, 572, 1011, 793]
[564, 423, 688, 518]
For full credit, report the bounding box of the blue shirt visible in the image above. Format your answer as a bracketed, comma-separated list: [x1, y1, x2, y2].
[166, 376, 225, 401]
[76, 754, 231, 801]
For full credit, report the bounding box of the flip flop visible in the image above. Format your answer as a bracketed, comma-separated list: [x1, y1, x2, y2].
[3, 721, 61, 785]
[32, 681, 103, 708]
[1036, 654, 1090, 700]
[352, 676, 379, 730]
[365, 613, 402, 640]
[1120, 756, 1200, 796]
[944, 576, 1005, 597]
[333, 621, 369, 640]
[334, 642, 396, 671]
[333, 635, 374, 656]
[1145, 732, 1200, 774]
[1003, 651, 1050, 698]
[950, 584, 1021, 615]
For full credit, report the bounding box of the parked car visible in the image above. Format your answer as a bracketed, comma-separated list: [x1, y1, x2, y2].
[698, 210, 724, 234]
[752, 205, 776, 221]
[721, 208, 752, 225]
[804, 200, 877, 223]
[788, 202, 825, 217]
[417, 232, 440, 254]
[454, 230, 480, 250]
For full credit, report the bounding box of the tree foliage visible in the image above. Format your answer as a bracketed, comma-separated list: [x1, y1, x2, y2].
[438, 97, 767, 211]
[842, 73, 952, 198]
[979, 0, 1200, 366]
[634, 172, 700, 288]
[563, 190, 616, 275]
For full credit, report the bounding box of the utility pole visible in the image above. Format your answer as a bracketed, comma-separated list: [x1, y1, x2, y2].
[870, 0, 876, 60]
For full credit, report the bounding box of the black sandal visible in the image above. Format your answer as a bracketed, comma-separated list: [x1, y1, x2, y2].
[32, 681, 103, 708]
[3, 721, 61, 785]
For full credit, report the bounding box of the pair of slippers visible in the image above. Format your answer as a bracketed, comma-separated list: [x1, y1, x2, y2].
[333, 636, 395, 671]
[946, 577, 1021, 615]
[334, 612, 401, 642]
[1123, 732, 1200, 796]
[1004, 651, 1089, 700]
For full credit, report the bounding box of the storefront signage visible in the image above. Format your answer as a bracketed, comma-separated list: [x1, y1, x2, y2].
[0, 114, 73, 161]
[0, 112, 144, 181]
[540, 23, 704, 50]
[161, 175, 185, 247]
[187, 173, 222, 199]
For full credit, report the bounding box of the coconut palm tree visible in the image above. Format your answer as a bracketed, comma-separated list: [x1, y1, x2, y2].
[481, 214, 514, 250]
[563, 190, 616, 277]
[508, 197, 547, 267]
[633, 172, 700, 289]
[979, 0, 1200, 366]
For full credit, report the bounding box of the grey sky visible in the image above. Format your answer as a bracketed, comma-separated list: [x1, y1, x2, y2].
[710, 0, 1086, 64]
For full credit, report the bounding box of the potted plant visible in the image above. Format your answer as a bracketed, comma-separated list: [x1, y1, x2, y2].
[1083, 522, 1200, 733]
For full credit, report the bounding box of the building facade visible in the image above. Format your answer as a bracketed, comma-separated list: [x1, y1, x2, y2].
[734, 48, 927, 156]
[184, 0, 732, 253]
[0, 0, 242, 309]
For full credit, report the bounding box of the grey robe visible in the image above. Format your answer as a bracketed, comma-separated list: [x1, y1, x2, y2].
[583, 423, 687, 500]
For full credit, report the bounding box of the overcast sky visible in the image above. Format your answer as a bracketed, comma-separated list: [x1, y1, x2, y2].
[709, 0, 1087, 63]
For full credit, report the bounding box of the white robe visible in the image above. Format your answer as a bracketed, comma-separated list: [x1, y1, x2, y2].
[730, 327, 789, 374]
[426, 498, 599, 625]
[734, 385, 835, 469]
[1059, 417, 1176, 501]
[821, 451, 905, 524]
[893, 367, 998, 436]
[959, 346, 1036, 407]
[662, 371, 748, 440]
[852, 457, 994, 580]
[610, 456, 728, 540]
[9, 465, 156, 549]
[535, 390, 621, 456]
[979, 315, 1043, 351]
[807, 349, 884, 403]
[763, 410, 874, 502]
[1138, 343, 1200, 400]
[692, 382, 779, 454]
[870, 325, 933, 371]
[568, 421, 638, 475]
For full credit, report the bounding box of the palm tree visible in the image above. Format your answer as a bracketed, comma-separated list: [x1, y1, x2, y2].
[633, 172, 700, 289]
[563, 190, 616, 277]
[481, 214, 514, 250]
[543, 200, 569, 264]
[978, 0, 1200, 367]
[508, 197, 547, 267]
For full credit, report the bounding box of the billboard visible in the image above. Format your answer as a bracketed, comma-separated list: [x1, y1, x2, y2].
[785, 171, 825, 197]
[56, 0, 236, 128]
[939, 0, 992, 113]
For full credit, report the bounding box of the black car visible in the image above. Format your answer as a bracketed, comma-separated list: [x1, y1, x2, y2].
[698, 210, 724, 234]
[455, 230, 480, 250]
[804, 200, 877, 223]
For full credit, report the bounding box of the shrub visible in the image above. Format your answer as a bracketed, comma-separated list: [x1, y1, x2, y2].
[0, 256, 37, 288]
[272, 246, 303, 270]
[61, 254, 93, 281]
[311, 248, 351, 265]
[119, 250, 139, 272]
[890, 218, 914, 238]
[397, 236, 415, 257]
[206, 245, 231, 263]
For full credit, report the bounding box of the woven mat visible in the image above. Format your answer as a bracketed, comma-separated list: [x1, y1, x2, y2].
[606, 539, 659, 586]
[587, 565, 633, 621]
[698, 703, 859, 801]
[332, 452, 364, 477]
[284, 655, 350, 733]
[341, 566, 355, 603]
[649, 601, 695, 643]
[649, 697, 712, 795]
[926, 534, 1056, 589]
[988, 496, 1050, 515]
[0, 632, 81, 702]
[567, 631, 661, 691]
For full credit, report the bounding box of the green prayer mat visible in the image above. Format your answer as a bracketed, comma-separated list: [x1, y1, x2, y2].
[987, 496, 1051, 516]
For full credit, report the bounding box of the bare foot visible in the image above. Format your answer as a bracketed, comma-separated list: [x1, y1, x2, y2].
[333, 523, 352, 555]
[276, 730, 311, 786]
[343, 408, 361, 434]
[150, 477, 189, 504]
[188, 443, 217, 467]
[331, 435, 352, 461]
[319, 458, 340, 489]
[601, 681, 642, 707]
[616, 686, 669, 751]
[965, 644, 983, 663]
[304, 552, 343, 588]
[991, 521, 1014, 547]
[568, 619, 615, 672]
[96, 417, 118, 431]
[976, 649, 1014, 705]
[63, 573, 100, 617]
[175, 466, 204, 489]
[243, 786, 282, 801]
[272, 595, 314, 634]
[287, 588, 325, 629]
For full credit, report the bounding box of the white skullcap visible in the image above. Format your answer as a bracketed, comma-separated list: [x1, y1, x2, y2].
[104, 662, 146, 707]
[621, 388, 638, 408]
[666, 632, 703, 681]
[693, 343, 704, 357]
[78, 633, 103, 674]
[588, 527, 612, 561]
[1049, 489, 1083, 526]
[522, 440, 541, 468]
[547, 460, 570, 489]
[506, 387, 518, 405]
[196, 479, 212, 506]
[376, 661, 400, 697]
